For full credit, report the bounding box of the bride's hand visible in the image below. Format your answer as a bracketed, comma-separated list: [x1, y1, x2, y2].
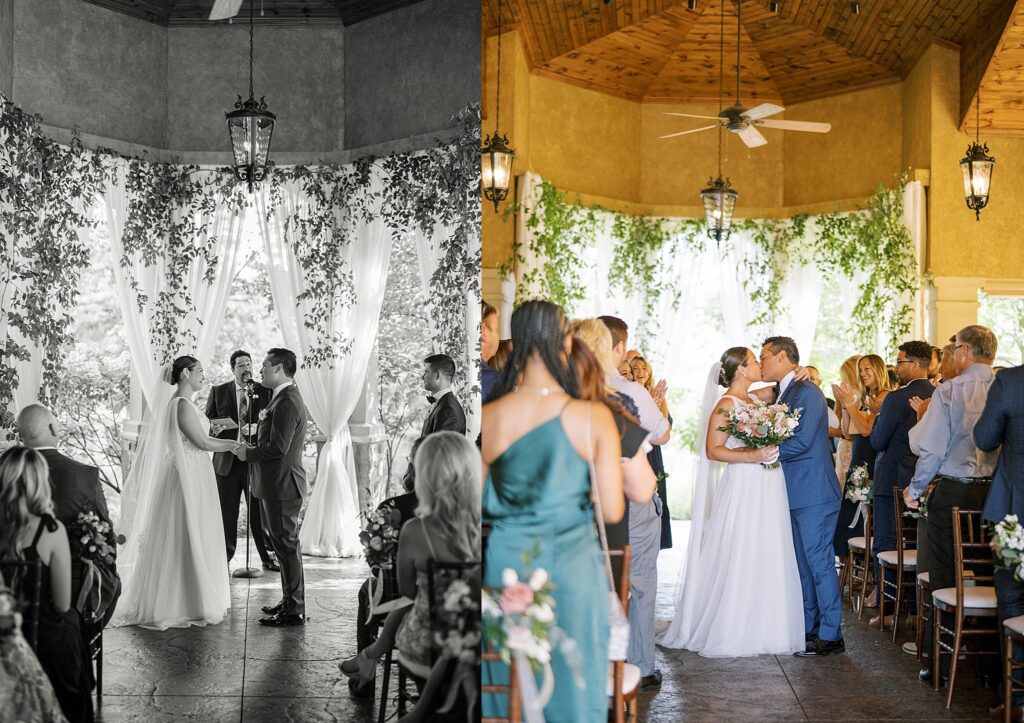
[750, 445, 779, 463]
[793, 366, 811, 382]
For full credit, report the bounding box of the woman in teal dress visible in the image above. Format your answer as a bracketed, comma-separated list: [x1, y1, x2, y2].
[481, 300, 625, 722]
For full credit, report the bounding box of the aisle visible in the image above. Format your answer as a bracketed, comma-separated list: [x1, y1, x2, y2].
[101, 537, 371, 722]
[643, 521, 995, 721]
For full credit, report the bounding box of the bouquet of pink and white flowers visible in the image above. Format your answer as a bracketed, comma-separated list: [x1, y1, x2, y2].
[358, 508, 400, 571]
[718, 400, 801, 469]
[992, 514, 1024, 580]
[845, 463, 872, 505]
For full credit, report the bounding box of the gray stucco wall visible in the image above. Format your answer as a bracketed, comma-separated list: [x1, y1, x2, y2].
[166, 26, 343, 153]
[0, 0, 12, 98]
[12, 0, 167, 147]
[343, 0, 480, 150]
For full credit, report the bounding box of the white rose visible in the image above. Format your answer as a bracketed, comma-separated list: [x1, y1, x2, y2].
[526, 603, 554, 623]
[506, 624, 533, 652]
[528, 568, 548, 591]
[502, 568, 519, 588]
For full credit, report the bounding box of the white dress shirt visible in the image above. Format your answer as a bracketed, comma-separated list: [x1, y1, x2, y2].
[271, 380, 293, 401]
[778, 370, 797, 399]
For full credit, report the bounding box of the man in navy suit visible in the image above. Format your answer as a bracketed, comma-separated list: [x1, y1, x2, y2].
[870, 340, 935, 625]
[760, 336, 844, 656]
[977, 364, 1024, 717]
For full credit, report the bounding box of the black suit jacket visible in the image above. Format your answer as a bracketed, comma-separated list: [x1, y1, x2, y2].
[249, 384, 308, 501]
[205, 380, 269, 477]
[37, 449, 115, 599]
[978, 366, 1024, 523]
[421, 391, 467, 437]
[869, 378, 935, 493]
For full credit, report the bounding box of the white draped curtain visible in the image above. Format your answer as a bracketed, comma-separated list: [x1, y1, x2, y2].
[258, 178, 392, 558]
[102, 160, 248, 405]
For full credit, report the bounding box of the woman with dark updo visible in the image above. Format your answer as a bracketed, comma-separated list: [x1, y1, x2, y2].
[656, 347, 804, 656]
[112, 356, 241, 630]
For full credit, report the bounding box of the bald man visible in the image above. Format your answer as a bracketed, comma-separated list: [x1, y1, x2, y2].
[17, 404, 120, 625]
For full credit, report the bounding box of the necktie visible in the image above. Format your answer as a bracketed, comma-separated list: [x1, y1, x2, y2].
[238, 391, 249, 441]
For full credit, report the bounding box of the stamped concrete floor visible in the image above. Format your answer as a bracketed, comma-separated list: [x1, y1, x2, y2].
[101, 536, 374, 722]
[643, 520, 996, 722]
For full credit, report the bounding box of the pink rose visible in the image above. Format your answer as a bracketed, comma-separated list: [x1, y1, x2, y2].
[499, 581, 534, 615]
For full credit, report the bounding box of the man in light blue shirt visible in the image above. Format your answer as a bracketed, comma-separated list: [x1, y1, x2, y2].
[904, 325, 999, 685]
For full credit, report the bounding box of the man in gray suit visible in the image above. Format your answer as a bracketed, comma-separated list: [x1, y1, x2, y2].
[237, 348, 308, 626]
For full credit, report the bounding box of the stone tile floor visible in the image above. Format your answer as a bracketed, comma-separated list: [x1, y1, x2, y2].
[101, 537, 377, 722]
[642, 521, 996, 721]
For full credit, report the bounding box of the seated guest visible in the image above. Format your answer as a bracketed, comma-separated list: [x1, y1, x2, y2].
[0, 447, 93, 722]
[341, 432, 480, 685]
[976, 363, 1024, 720]
[904, 325, 1000, 684]
[0, 579, 67, 723]
[491, 340, 512, 374]
[15, 405, 121, 627]
[347, 466, 419, 698]
[403, 354, 467, 488]
[481, 301, 501, 404]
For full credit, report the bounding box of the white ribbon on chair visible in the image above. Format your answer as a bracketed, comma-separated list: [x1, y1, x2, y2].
[849, 501, 869, 529]
[514, 649, 554, 723]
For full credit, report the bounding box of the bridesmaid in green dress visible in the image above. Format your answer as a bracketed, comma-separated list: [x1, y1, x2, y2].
[481, 301, 625, 722]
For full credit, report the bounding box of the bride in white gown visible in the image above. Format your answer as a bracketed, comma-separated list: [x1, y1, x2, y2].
[657, 347, 804, 656]
[111, 356, 238, 630]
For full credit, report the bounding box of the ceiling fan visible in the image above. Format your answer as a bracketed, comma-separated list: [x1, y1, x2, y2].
[660, 0, 831, 149]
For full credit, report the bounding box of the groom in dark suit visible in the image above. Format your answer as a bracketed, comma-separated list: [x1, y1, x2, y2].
[236, 348, 308, 626]
[760, 336, 844, 656]
[402, 353, 467, 489]
[206, 349, 277, 570]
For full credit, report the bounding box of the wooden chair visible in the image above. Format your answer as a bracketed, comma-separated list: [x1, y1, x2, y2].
[845, 503, 873, 617]
[0, 559, 43, 649]
[915, 571, 931, 661]
[481, 644, 521, 722]
[1002, 615, 1024, 723]
[86, 622, 103, 715]
[931, 507, 999, 708]
[607, 546, 639, 723]
[392, 560, 481, 720]
[879, 487, 918, 640]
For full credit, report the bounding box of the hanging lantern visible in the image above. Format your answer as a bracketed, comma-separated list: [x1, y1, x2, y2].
[482, 0, 515, 213]
[960, 141, 994, 221]
[225, 1, 276, 192]
[701, 176, 738, 243]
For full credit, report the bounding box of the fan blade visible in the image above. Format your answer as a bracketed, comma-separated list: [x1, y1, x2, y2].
[755, 119, 832, 133]
[210, 0, 244, 20]
[736, 125, 768, 148]
[658, 124, 721, 139]
[743, 103, 786, 120]
[662, 112, 723, 121]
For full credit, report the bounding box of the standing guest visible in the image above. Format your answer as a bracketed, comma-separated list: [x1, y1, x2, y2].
[808, 365, 842, 453]
[928, 346, 942, 382]
[938, 342, 959, 383]
[482, 300, 624, 722]
[16, 405, 122, 625]
[869, 341, 934, 625]
[205, 350, 278, 571]
[402, 354, 467, 490]
[481, 301, 501, 403]
[491, 339, 513, 374]
[976, 364, 1024, 720]
[832, 355, 892, 566]
[904, 326, 1000, 684]
[0, 447, 92, 722]
[618, 360, 634, 381]
[600, 315, 670, 691]
[832, 356, 860, 485]
[630, 355, 674, 550]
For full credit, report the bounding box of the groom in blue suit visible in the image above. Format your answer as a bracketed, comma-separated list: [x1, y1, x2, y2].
[761, 337, 845, 656]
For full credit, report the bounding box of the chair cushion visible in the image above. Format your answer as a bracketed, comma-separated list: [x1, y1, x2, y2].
[917, 571, 929, 585]
[878, 550, 917, 569]
[848, 537, 867, 552]
[607, 662, 641, 697]
[932, 586, 998, 610]
[1004, 615, 1024, 638]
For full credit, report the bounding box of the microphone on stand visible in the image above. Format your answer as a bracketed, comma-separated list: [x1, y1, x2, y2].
[233, 369, 263, 579]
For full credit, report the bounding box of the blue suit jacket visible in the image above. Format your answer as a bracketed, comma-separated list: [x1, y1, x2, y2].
[977, 366, 1024, 523]
[869, 378, 934, 494]
[779, 378, 842, 510]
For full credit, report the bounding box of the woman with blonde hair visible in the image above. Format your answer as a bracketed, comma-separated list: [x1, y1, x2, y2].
[831, 354, 893, 591]
[833, 356, 860, 485]
[629, 355, 673, 549]
[0, 447, 92, 722]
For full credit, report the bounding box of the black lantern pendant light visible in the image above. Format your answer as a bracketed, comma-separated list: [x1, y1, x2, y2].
[226, 0, 276, 192]
[701, 0, 739, 242]
[481, 0, 515, 212]
[961, 0, 994, 220]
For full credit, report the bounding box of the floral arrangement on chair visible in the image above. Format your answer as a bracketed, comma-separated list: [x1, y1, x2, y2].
[359, 507, 402, 618]
[844, 463, 872, 530]
[71, 508, 124, 623]
[717, 400, 801, 469]
[432, 577, 482, 719]
[991, 514, 1024, 580]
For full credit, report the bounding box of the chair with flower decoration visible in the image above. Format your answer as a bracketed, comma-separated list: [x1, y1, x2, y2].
[845, 503, 873, 617]
[607, 545, 638, 723]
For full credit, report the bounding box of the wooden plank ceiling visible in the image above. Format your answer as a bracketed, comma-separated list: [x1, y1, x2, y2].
[483, 0, 1016, 109]
[81, 0, 425, 26]
[961, 0, 1024, 134]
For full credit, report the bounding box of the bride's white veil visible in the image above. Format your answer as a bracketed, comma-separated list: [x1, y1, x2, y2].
[672, 361, 726, 611]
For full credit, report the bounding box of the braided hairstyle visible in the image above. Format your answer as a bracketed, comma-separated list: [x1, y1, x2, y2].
[492, 300, 579, 401]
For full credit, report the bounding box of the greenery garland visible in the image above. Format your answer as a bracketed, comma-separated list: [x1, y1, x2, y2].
[1, 95, 107, 432]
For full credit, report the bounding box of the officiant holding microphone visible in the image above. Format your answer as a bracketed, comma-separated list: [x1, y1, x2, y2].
[206, 350, 279, 571]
